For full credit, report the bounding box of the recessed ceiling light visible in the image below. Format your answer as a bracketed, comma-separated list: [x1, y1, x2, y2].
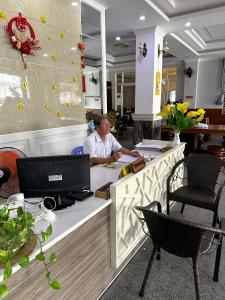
[71, 47, 76, 51]
[71, 2, 78, 6]
[43, 53, 49, 57]
[115, 36, 121, 41]
[139, 15, 146, 21]
[185, 22, 191, 27]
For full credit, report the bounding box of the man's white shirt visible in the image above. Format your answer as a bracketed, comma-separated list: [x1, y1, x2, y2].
[83, 131, 122, 158]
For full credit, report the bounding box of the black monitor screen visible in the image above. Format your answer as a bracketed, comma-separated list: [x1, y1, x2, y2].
[16, 154, 90, 198]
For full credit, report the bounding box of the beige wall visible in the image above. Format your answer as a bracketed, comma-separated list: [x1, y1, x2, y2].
[0, 0, 85, 134]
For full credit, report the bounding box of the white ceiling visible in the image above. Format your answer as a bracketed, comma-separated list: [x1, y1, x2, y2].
[85, 0, 225, 61]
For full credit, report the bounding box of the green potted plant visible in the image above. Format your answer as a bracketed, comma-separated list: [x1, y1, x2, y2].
[0, 203, 60, 298]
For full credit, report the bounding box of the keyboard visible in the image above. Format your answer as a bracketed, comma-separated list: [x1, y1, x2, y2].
[66, 190, 94, 201]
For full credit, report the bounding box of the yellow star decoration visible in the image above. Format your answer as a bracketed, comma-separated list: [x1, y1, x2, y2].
[65, 102, 71, 108]
[44, 103, 51, 111]
[17, 103, 25, 110]
[56, 111, 62, 118]
[51, 53, 57, 61]
[60, 32, 65, 39]
[48, 36, 52, 41]
[40, 15, 46, 23]
[22, 80, 29, 90]
[51, 84, 57, 91]
[72, 75, 76, 82]
[0, 11, 7, 20]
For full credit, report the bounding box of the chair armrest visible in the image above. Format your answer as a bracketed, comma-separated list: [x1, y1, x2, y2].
[204, 224, 225, 237]
[136, 201, 162, 213]
[167, 158, 186, 193]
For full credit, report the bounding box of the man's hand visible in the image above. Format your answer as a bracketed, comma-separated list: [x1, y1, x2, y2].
[112, 151, 122, 161]
[130, 150, 141, 157]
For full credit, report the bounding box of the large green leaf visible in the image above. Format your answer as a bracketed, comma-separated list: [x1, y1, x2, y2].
[3, 220, 16, 233]
[0, 207, 9, 220]
[0, 250, 9, 264]
[19, 228, 29, 243]
[18, 256, 29, 268]
[23, 212, 35, 227]
[3, 261, 12, 280]
[50, 280, 61, 289]
[36, 251, 45, 262]
[50, 253, 57, 263]
[41, 231, 49, 242]
[0, 284, 9, 299]
[46, 225, 52, 237]
[17, 206, 24, 218]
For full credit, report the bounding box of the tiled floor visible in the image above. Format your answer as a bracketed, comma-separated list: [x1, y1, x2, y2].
[100, 203, 225, 300]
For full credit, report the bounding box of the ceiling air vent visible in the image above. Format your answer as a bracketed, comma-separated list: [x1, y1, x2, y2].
[114, 43, 129, 48]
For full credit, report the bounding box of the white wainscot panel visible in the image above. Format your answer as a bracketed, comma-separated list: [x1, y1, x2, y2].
[0, 124, 88, 156]
[0, 139, 30, 155]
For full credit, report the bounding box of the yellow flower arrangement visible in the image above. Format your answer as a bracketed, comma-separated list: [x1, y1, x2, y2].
[158, 102, 205, 133]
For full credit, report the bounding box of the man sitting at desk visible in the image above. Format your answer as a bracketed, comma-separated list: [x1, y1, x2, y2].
[84, 115, 140, 165]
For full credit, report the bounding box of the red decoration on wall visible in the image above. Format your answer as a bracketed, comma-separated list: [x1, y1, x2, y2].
[6, 13, 41, 68]
[78, 41, 86, 93]
[81, 55, 86, 93]
[78, 42, 85, 51]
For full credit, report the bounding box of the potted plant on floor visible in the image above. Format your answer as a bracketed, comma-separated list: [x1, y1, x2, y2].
[0, 203, 60, 298]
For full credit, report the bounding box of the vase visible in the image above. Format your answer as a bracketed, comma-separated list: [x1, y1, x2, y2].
[172, 132, 180, 146]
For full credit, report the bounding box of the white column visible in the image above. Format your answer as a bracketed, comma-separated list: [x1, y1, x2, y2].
[101, 7, 107, 114]
[134, 26, 165, 120]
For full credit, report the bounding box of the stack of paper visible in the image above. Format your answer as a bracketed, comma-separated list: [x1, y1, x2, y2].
[135, 142, 165, 150]
[117, 154, 138, 163]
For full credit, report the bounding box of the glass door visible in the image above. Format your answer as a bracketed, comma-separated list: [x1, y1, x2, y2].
[161, 66, 177, 107]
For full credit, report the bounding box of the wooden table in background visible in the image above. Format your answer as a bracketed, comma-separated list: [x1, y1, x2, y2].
[182, 124, 225, 135]
[162, 125, 225, 154]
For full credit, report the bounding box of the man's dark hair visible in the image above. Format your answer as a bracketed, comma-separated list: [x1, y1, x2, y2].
[93, 115, 109, 127]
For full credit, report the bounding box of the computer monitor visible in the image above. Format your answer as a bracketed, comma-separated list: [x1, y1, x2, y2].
[16, 154, 90, 209]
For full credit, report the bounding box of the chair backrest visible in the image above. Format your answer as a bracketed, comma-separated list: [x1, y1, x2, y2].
[71, 146, 83, 155]
[138, 207, 206, 258]
[186, 154, 225, 193]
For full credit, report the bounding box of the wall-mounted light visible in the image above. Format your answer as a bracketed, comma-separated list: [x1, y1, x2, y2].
[89, 73, 98, 85]
[139, 42, 147, 57]
[158, 41, 169, 57]
[184, 67, 193, 78]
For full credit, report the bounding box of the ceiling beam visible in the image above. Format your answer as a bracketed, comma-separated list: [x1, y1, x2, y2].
[184, 30, 205, 49]
[144, 0, 170, 22]
[170, 33, 199, 56]
[168, 0, 176, 8]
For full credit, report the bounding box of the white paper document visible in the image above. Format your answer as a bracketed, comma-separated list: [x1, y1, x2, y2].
[135, 142, 165, 150]
[117, 154, 139, 163]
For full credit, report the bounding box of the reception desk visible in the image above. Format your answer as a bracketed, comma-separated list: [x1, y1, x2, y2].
[2, 140, 185, 299]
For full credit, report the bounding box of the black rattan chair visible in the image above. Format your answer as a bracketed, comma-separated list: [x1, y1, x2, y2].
[167, 153, 225, 226]
[136, 201, 225, 300]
